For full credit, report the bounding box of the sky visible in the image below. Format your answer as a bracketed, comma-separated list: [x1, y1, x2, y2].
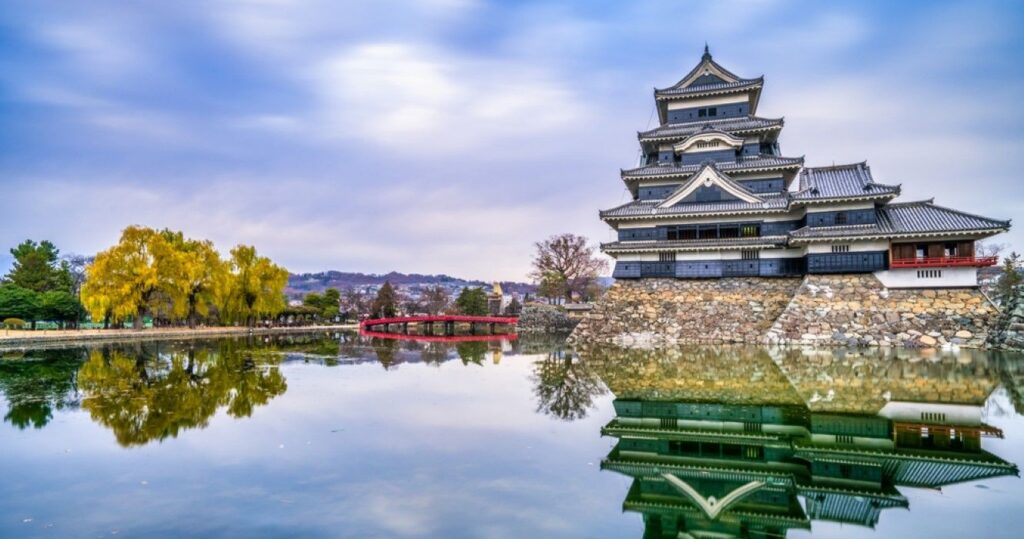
[1, 0, 1022, 282]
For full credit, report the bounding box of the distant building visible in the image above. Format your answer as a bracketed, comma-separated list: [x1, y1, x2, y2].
[487, 283, 510, 315]
[600, 46, 1010, 288]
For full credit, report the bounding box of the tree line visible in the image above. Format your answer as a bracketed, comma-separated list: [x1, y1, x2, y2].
[0, 240, 86, 329]
[81, 226, 288, 329]
[296, 280, 524, 321]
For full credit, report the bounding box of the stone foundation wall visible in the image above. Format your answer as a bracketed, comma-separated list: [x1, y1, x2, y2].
[765, 274, 997, 348]
[568, 278, 802, 347]
[517, 304, 579, 334]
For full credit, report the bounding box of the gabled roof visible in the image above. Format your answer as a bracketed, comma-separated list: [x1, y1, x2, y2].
[672, 127, 745, 154]
[639, 116, 784, 143]
[659, 162, 763, 206]
[793, 162, 900, 202]
[788, 200, 1011, 242]
[655, 47, 763, 100]
[600, 193, 790, 220]
[622, 156, 805, 181]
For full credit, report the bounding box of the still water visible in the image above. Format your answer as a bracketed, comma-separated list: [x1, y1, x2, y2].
[1, 333, 1023, 538]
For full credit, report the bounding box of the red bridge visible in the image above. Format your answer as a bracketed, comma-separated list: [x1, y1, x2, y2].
[360, 330, 517, 343]
[360, 315, 518, 337]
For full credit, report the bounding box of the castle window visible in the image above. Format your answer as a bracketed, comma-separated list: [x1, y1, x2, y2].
[719, 225, 739, 238]
[708, 107, 717, 117]
[834, 212, 848, 225]
[740, 224, 760, 237]
[831, 244, 851, 253]
[659, 252, 676, 262]
[698, 109, 706, 118]
[944, 243, 958, 256]
[741, 250, 759, 260]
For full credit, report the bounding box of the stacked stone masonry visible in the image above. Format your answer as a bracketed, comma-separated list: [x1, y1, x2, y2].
[571, 274, 1000, 349]
[766, 274, 995, 349]
[568, 277, 802, 347]
[516, 304, 580, 334]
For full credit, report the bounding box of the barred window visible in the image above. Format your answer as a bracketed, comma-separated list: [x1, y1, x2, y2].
[831, 244, 851, 253]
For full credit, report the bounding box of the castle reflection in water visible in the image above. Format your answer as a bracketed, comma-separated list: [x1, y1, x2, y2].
[580, 346, 1022, 538]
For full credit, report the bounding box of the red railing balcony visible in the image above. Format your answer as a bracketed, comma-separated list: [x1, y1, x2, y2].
[890, 255, 999, 268]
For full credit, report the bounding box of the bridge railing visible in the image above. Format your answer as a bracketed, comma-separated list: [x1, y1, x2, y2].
[360, 315, 519, 328]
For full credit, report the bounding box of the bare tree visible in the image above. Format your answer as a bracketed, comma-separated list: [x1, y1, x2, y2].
[340, 287, 371, 318]
[977, 240, 1007, 258]
[530, 234, 608, 302]
[422, 285, 451, 315]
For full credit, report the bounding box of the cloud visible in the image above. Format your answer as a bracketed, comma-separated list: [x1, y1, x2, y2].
[310, 42, 586, 153]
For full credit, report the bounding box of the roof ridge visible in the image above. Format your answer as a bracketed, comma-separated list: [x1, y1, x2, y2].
[885, 198, 935, 207]
[891, 199, 1012, 226]
[803, 160, 869, 171]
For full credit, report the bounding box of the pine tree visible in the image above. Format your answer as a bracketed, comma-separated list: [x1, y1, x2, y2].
[371, 281, 398, 318]
[455, 287, 488, 316]
[997, 252, 1022, 300]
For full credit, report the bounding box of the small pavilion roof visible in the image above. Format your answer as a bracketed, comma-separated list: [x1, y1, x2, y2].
[793, 162, 900, 202]
[622, 156, 805, 181]
[655, 46, 763, 100]
[639, 116, 784, 142]
[789, 200, 1011, 242]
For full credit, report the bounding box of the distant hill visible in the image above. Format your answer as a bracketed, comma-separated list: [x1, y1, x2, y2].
[286, 270, 536, 297]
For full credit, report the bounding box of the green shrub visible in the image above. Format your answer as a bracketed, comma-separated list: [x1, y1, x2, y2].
[3, 318, 26, 330]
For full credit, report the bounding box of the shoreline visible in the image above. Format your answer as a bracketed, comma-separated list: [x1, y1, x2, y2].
[0, 324, 360, 348]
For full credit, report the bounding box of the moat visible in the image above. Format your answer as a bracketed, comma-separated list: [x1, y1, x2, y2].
[2, 333, 1023, 538]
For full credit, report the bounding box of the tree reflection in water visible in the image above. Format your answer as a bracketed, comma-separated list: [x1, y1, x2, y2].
[531, 348, 606, 421]
[456, 342, 487, 365]
[0, 349, 82, 429]
[77, 342, 287, 447]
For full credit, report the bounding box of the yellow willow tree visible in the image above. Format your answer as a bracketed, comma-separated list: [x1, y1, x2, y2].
[219, 245, 288, 327]
[81, 226, 184, 329]
[161, 230, 226, 328]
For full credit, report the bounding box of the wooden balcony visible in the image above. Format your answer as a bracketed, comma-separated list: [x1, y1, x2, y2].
[890, 255, 998, 269]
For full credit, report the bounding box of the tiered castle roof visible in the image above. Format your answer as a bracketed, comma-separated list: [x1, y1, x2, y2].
[790, 200, 1011, 242]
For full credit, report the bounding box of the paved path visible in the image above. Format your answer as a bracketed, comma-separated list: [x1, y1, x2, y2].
[0, 324, 359, 348]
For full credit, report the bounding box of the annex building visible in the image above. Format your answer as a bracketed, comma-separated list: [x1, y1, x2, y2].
[601, 47, 1010, 288]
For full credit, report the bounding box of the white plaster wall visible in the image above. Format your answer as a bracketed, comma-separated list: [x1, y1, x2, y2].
[878, 402, 983, 426]
[613, 250, 797, 261]
[806, 240, 889, 254]
[761, 248, 806, 259]
[873, 267, 978, 288]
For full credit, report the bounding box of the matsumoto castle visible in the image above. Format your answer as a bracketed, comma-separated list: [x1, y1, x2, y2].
[601, 47, 1010, 288]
